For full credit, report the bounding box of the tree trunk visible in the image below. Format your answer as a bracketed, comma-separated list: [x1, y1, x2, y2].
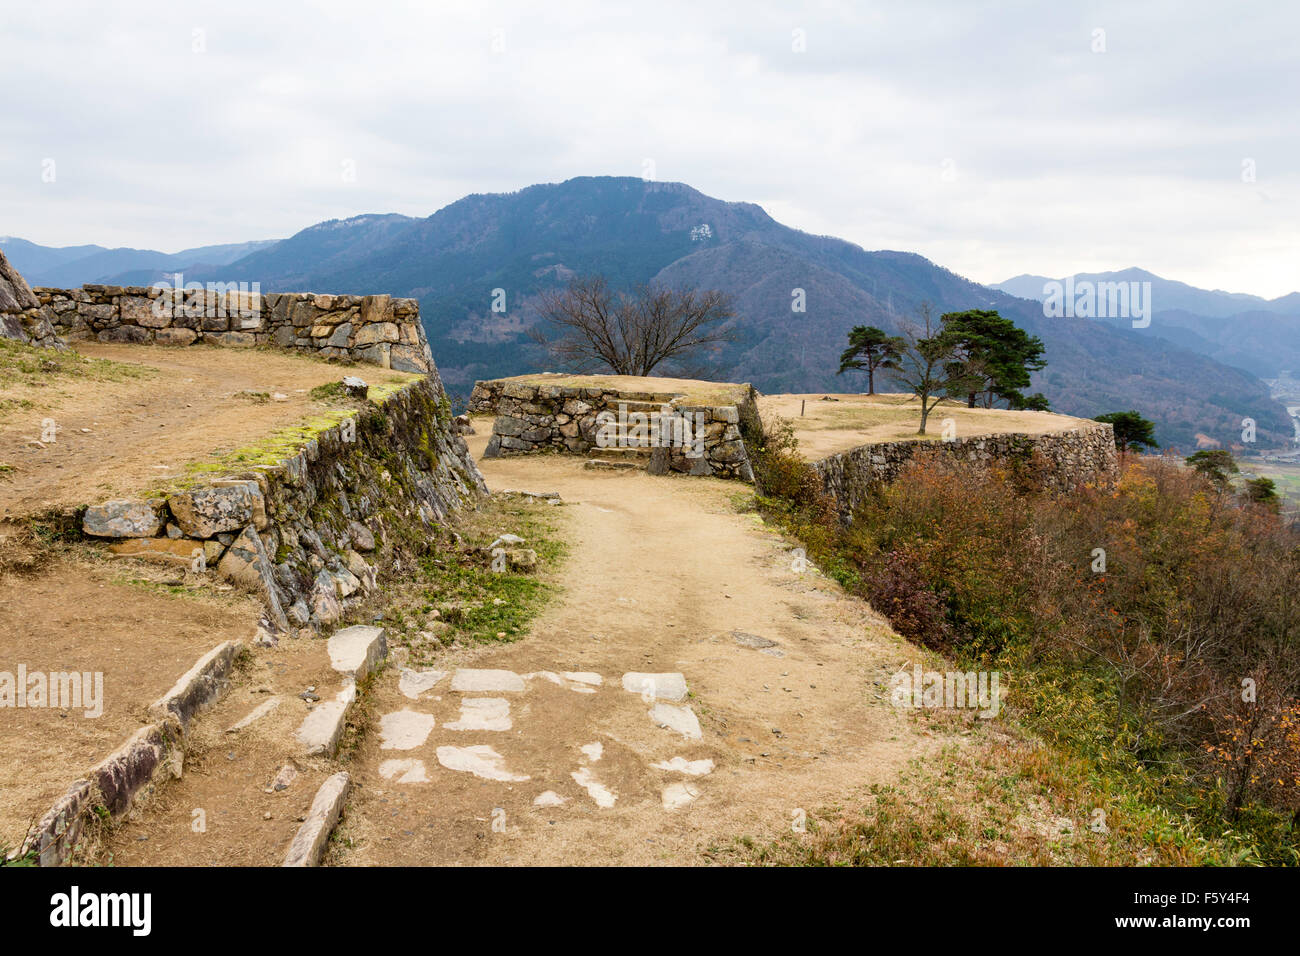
[867, 365, 875, 395]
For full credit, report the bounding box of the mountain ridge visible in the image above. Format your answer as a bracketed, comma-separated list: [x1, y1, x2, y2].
[990, 268, 1300, 381]
[12, 176, 1294, 449]
[0, 237, 282, 288]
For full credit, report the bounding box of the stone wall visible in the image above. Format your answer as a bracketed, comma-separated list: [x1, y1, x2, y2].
[813, 424, 1119, 519]
[34, 284, 433, 373]
[82, 375, 486, 633]
[0, 249, 64, 349]
[470, 378, 759, 481]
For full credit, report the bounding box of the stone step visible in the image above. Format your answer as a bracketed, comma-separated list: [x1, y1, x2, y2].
[607, 400, 678, 414]
[584, 459, 643, 472]
[587, 445, 653, 460]
[326, 625, 387, 681]
[282, 772, 351, 867]
[602, 391, 682, 405]
[295, 684, 357, 756]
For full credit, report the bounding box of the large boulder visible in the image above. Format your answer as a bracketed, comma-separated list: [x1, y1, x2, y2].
[217, 525, 289, 630]
[167, 481, 265, 537]
[0, 248, 66, 349]
[83, 500, 163, 538]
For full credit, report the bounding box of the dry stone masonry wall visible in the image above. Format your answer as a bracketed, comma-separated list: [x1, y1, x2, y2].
[0, 249, 65, 348]
[82, 375, 486, 633]
[469, 378, 759, 481]
[34, 284, 433, 373]
[813, 423, 1120, 519]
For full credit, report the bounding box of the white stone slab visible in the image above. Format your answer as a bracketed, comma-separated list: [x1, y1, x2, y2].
[662, 782, 700, 811]
[571, 767, 617, 808]
[649, 702, 702, 739]
[398, 668, 447, 700]
[445, 697, 512, 731]
[580, 742, 603, 762]
[295, 685, 357, 756]
[379, 708, 436, 750]
[283, 772, 350, 867]
[622, 672, 688, 702]
[227, 696, 280, 733]
[327, 625, 387, 680]
[533, 790, 568, 807]
[651, 756, 715, 776]
[379, 758, 429, 783]
[436, 745, 530, 782]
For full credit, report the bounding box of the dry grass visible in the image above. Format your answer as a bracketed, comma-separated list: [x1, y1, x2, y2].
[758, 392, 1092, 460]
[0, 521, 51, 577]
[486, 372, 748, 406]
[728, 715, 1183, 867]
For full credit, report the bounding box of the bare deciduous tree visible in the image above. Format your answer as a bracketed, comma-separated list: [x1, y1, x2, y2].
[891, 302, 963, 435]
[529, 276, 734, 377]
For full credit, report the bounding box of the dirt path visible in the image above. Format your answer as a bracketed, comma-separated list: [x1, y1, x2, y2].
[0, 342, 418, 519]
[0, 340, 413, 859]
[333, 434, 938, 865]
[0, 554, 264, 854]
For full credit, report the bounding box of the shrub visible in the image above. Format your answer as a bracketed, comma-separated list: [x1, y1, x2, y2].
[754, 440, 1300, 848]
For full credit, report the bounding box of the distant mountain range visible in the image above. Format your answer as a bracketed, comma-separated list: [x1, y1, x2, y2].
[9, 178, 1295, 449]
[990, 269, 1300, 382]
[0, 236, 280, 288]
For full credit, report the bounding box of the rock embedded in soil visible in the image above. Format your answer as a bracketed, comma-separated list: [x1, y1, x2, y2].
[167, 481, 263, 537]
[732, 630, 778, 650]
[621, 672, 688, 702]
[326, 625, 387, 681]
[82, 499, 163, 538]
[378, 709, 436, 750]
[436, 745, 530, 782]
[506, 548, 537, 571]
[347, 520, 375, 552]
[649, 702, 703, 739]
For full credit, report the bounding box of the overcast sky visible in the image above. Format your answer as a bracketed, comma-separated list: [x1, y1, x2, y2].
[3, 1, 1296, 296]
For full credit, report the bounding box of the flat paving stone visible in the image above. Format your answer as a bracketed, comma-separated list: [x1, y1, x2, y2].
[571, 767, 617, 807]
[379, 758, 430, 783]
[295, 685, 357, 756]
[444, 698, 512, 731]
[651, 756, 715, 776]
[526, 671, 601, 693]
[227, 696, 280, 733]
[649, 702, 702, 739]
[621, 672, 688, 702]
[436, 745, 530, 782]
[661, 782, 700, 811]
[379, 709, 436, 750]
[732, 630, 777, 649]
[398, 669, 447, 700]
